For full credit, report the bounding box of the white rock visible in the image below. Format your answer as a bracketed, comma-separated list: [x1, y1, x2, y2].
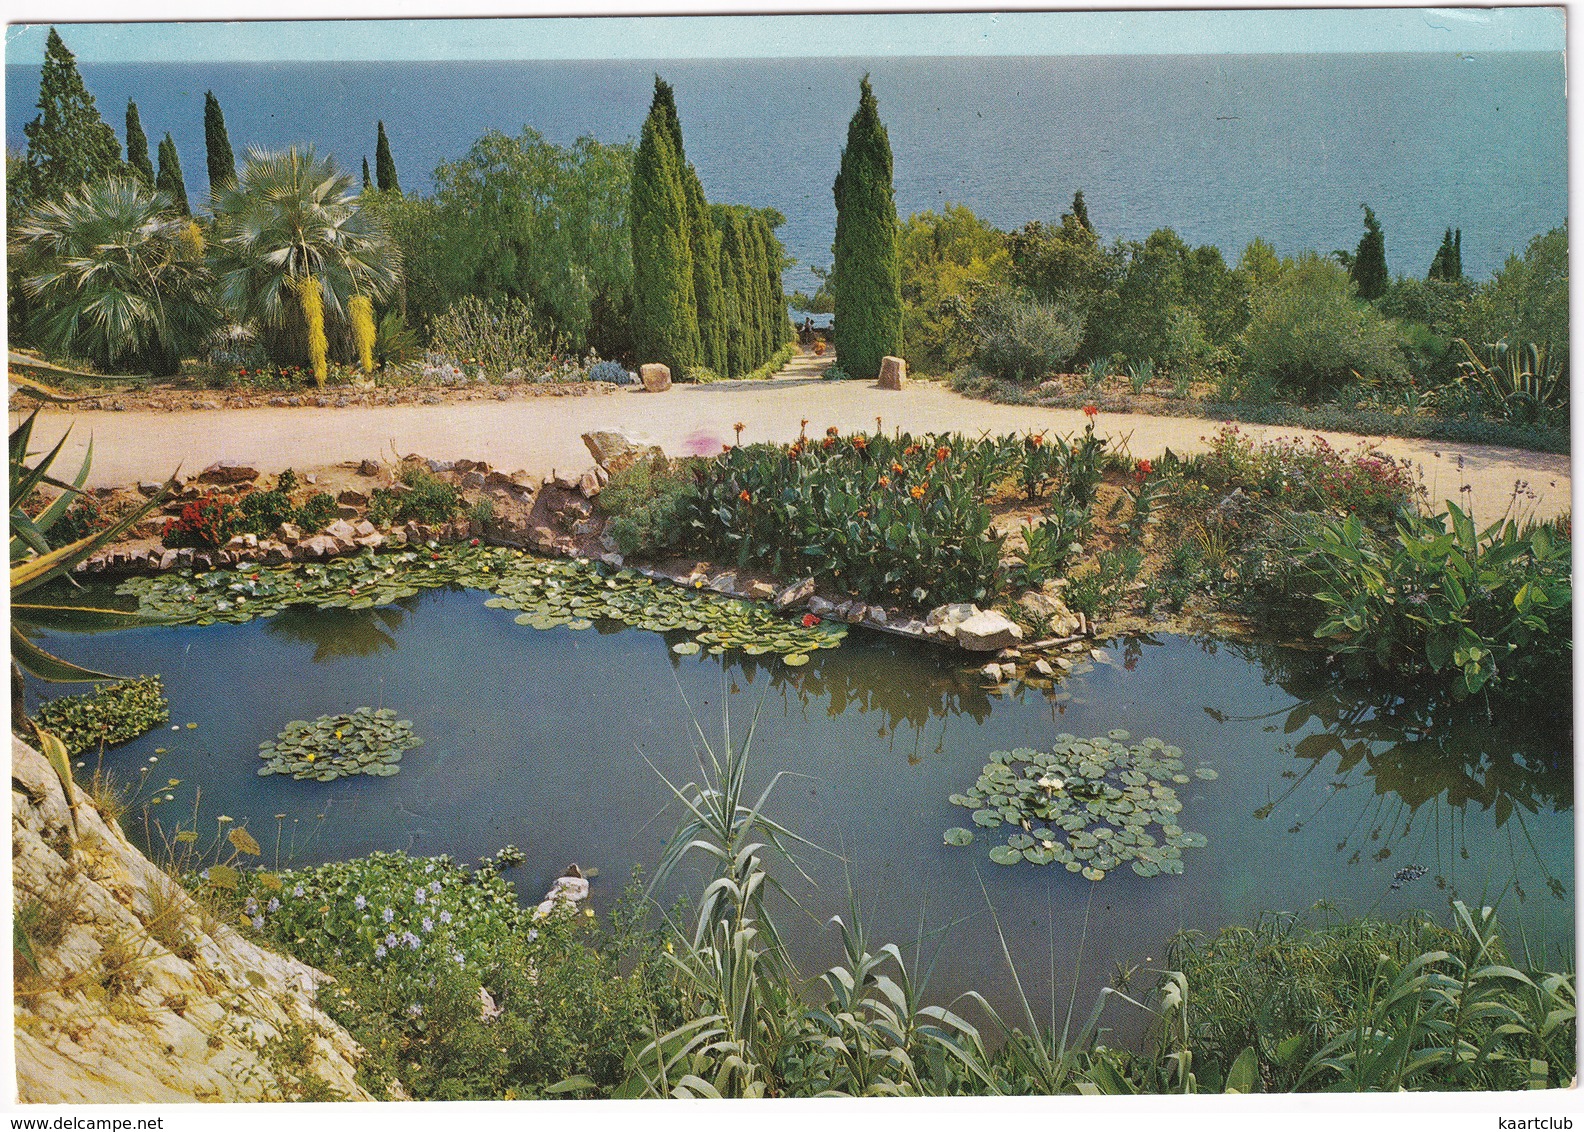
[955, 611, 1025, 652]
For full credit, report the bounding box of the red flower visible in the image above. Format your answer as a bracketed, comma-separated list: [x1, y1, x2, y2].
[822, 437, 836, 450]
[801, 613, 821, 627]
[1135, 459, 1153, 480]
[1083, 405, 1099, 418]
[826, 426, 840, 438]
[852, 435, 867, 450]
[470, 537, 480, 546]
[935, 446, 950, 463]
[1029, 433, 1045, 448]
[739, 489, 751, 503]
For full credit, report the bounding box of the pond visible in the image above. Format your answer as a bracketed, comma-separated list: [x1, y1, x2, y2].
[30, 584, 1574, 1023]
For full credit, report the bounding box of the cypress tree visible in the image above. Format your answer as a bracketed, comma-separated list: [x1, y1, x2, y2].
[21, 27, 122, 204]
[375, 121, 400, 193]
[630, 85, 698, 374]
[1428, 227, 1464, 282]
[1069, 189, 1092, 232]
[203, 90, 236, 192]
[1350, 203, 1388, 301]
[750, 214, 777, 364]
[650, 78, 724, 375]
[831, 76, 902, 379]
[124, 99, 154, 186]
[1451, 228, 1463, 280]
[156, 132, 190, 215]
[714, 207, 749, 377]
[362, 156, 372, 191]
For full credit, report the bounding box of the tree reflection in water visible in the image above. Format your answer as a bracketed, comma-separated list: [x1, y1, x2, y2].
[1219, 639, 1571, 908]
[264, 600, 418, 662]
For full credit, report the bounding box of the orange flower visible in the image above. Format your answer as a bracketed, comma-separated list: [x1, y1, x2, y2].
[904, 444, 920, 456]
[734, 421, 745, 432]
[852, 435, 867, 449]
[910, 483, 927, 500]
[826, 425, 840, 437]
[1135, 458, 1153, 480]
[739, 489, 751, 503]
[878, 476, 890, 488]
[1029, 433, 1045, 448]
[891, 462, 905, 474]
[1083, 404, 1099, 418]
[857, 509, 868, 519]
[935, 445, 951, 462]
[822, 437, 836, 450]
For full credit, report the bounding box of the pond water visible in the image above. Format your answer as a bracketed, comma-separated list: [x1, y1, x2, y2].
[31, 586, 1574, 1023]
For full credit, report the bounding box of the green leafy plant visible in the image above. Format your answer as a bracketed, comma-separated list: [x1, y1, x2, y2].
[1126, 358, 1155, 394]
[597, 453, 698, 556]
[368, 463, 461, 527]
[32, 676, 169, 756]
[971, 288, 1083, 383]
[256, 707, 422, 781]
[1063, 548, 1142, 621]
[1445, 338, 1567, 424]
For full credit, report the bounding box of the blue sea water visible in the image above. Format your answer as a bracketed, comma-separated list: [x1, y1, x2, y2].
[7, 52, 1566, 292]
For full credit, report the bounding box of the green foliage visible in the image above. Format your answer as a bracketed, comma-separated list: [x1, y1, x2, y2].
[256, 707, 422, 781]
[373, 308, 421, 368]
[154, 134, 189, 216]
[11, 176, 215, 375]
[1190, 424, 1418, 522]
[1428, 226, 1463, 282]
[295, 492, 340, 532]
[831, 76, 903, 380]
[1289, 503, 1570, 701]
[374, 120, 399, 194]
[1125, 903, 1576, 1093]
[1007, 214, 1122, 323]
[19, 28, 123, 209]
[211, 147, 401, 368]
[898, 204, 1011, 373]
[33, 676, 169, 756]
[1463, 225, 1568, 372]
[368, 464, 461, 528]
[428, 294, 557, 375]
[970, 287, 1082, 383]
[1445, 338, 1567, 424]
[1008, 507, 1088, 591]
[1350, 204, 1389, 301]
[123, 100, 153, 186]
[1063, 548, 1142, 620]
[202, 851, 678, 1100]
[711, 206, 791, 377]
[631, 79, 699, 374]
[597, 453, 698, 556]
[689, 430, 1021, 606]
[1238, 252, 1407, 401]
[203, 90, 236, 193]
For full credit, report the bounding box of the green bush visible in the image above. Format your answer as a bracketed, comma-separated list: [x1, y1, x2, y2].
[368, 464, 461, 528]
[294, 491, 340, 532]
[596, 453, 698, 556]
[1288, 504, 1571, 701]
[428, 294, 557, 376]
[33, 675, 169, 756]
[1238, 253, 1407, 401]
[203, 852, 680, 1100]
[971, 287, 1082, 383]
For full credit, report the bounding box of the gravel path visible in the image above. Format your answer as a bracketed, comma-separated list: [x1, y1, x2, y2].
[19, 374, 1571, 522]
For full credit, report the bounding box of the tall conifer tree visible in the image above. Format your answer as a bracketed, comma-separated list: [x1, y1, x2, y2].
[124, 99, 154, 186]
[362, 157, 372, 191]
[650, 79, 726, 374]
[831, 76, 902, 379]
[630, 81, 698, 374]
[203, 90, 236, 192]
[375, 121, 400, 193]
[1069, 189, 1092, 232]
[21, 27, 122, 205]
[1350, 204, 1388, 301]
[156, 133, 190, 215]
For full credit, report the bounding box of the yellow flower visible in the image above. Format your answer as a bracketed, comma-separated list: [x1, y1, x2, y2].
[584, 907, 595, 918]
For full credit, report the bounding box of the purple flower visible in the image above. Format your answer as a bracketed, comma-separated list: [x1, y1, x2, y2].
[374, 945, 387, 959]
[453, 951, 465, 967]
[439, 911, 453, 925]
[355, 894, 367, 910]
[244, 897, 258, 915]
[424, 861, 436, 874]
[422, 917, 434, 933]
[267, 897, 280, 913]
[429, 881, 442, 896]
[251, 915, 264, 930]
[385, 932, 398, 948]
[403, 932, 421, 951]
[414, 889, 426, 905]
[293, 885, 305, 898]
[382, 907, 395, 924]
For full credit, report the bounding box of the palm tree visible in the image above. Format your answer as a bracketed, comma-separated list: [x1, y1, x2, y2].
[10, 176, 215, 375]
[209, 146, 400, 376]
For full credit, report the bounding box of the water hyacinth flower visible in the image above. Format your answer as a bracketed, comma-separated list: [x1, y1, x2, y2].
[375, 945, 387, 959]
[293, 885, 305, 898]
[244, 897, 258, 915]
[355, 894, 367, 910]
[429, 881, 442, 896]
[453, 952, 466, 967]
[251, 915, 264, 930]
[267, 897, 280, 913]
[422, 916, 435, 933]
[383, 907, 395, 924]
[385, 932, 398, 949]
[403, 931, 421, 950]
[415, 889, 427, 905]
[439, 911, 453, 925]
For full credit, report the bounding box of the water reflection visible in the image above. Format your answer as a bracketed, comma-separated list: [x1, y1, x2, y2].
[1219, 640, 1572, 906]
[264, 601, 419, 662]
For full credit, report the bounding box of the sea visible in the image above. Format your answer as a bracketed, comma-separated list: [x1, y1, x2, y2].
[6, 52, 1567, 293]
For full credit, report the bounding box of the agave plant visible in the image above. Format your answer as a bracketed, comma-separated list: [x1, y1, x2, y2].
[1448, 338, 1567, 424]
[209, 146, 401, 374]
[10, 176, 216, 375]
[10, 408, 174, 797]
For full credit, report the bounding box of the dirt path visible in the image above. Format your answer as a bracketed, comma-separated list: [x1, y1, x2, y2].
[18, 371, 1571, 522]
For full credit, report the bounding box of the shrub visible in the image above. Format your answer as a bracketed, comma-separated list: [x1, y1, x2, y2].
[161, 492, 245, 549]
[1189, 425, 1418, 523]
[33, 676, 169, 756]
[428, 294, 557, 377]
[596, 453, 697, 556]
[972, 288, 1082, 383]
[1238, 253, 1407, 401]
[204, 852, 680, 1100]
[294, 492, 340, 532]
[368, 464, 461, 528]
[1288, 504, 1570, 701]
[587, 358, 634, 385]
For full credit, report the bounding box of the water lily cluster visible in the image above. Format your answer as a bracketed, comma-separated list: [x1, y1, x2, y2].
[256, 708, 423, 781]
[944, 731, 1216, 879]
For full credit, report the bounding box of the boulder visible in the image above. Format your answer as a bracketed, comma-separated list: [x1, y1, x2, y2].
[707, 572, 739, 595]
[136, 481, 164, 498]
[864, 605, 889, 627]
[578, 471, 602, 499]
[772, 577, 816, 611]
[582, 430, 666, 473]
[357, 458, 381, 476]
[259, 540, 292, 565]
[461, 471, 486, 490]
[197, 460, 259, 485]
[297, 535, 339, 560]
[877, 355, 907, 390]
[275, 522, 303, 544]
[747, 581, 777, 602]
[337, 488, 369, 506]
[955, 610, 1024, 652]
[925, 602, 979, 635]
[324, 519, 358, 544]
[353, 532, 386, 550]
[552, 470, 581, 492]
[844, 603, 869, 624]
[639, 363, 672, 392]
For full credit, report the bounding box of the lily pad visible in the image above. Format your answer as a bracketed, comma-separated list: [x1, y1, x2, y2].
[988, 845, 1023, 866]
[943, 828, 974, 847]
[256, 707, 423, 783]
[672, 641, 701, 656]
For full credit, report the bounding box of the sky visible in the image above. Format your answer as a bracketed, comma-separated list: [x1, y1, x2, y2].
[4, 4, 1567, 63]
